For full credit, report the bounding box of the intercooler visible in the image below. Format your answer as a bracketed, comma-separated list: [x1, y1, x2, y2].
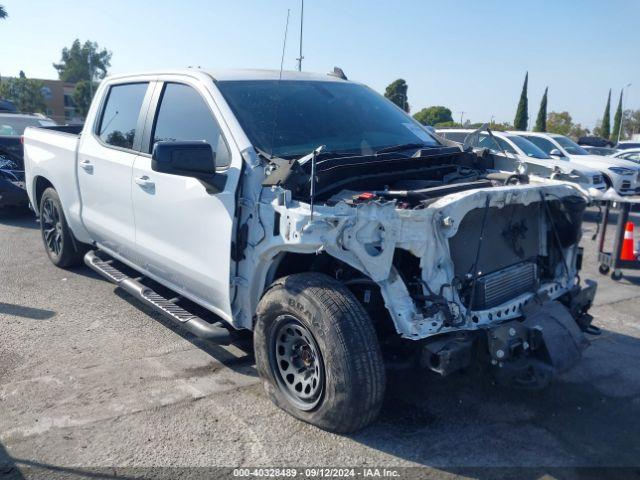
[470, 262, 537, 309]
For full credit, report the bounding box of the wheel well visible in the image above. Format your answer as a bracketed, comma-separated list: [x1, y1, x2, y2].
[601, 174, 612, 187]
[270, 252, 397, 337]
[34, 176, 54, 212]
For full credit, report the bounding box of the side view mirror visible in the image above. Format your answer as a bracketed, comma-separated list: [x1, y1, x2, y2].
[549, 148, 563, 157]
[152, 141, 225, 193]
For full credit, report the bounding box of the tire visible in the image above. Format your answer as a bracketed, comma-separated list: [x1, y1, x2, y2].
[598, 264, 610, 275]
[39, 187, 87, 268]
[254, 272, 386, 433]
[611, 270, 623, 281]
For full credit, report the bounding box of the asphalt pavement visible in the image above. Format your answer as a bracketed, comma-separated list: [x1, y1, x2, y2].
[1, 206, 639, 479]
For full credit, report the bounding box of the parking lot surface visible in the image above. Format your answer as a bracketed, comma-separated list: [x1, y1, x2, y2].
[1, 207, 640, 479]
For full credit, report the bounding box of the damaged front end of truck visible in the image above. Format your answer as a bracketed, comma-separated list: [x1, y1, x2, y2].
[234, 145, 597, 389]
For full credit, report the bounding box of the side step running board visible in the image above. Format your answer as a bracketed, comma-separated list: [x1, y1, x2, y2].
[85, 250, 231, 344]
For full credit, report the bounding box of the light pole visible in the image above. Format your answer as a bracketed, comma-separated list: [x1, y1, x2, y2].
[618, 83, 632, 144]
[459, 111, 465, 125]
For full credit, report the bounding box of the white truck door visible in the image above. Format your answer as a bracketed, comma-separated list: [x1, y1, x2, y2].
[78, 81, 153, 260]
[131, 81, 238, 321]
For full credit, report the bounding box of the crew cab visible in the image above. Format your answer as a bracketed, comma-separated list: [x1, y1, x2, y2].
[24, 69, 597, 432]
[436, 128, 606, 192]
[513, 131, 640, 196]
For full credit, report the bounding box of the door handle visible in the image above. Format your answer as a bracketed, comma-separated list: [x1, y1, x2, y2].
[79, 160, 93, 173]
[135, 175, 155, 189]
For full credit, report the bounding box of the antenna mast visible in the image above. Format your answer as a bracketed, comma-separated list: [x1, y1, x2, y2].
[280, 9, 291, 75]
[296, 0, 304, 71]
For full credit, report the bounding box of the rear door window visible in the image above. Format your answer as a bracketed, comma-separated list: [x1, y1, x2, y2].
[97, 83, 149, 150]
[151, 83, 231, 168]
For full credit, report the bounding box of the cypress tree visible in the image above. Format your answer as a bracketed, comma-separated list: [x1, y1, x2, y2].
[513, 72, 529, 130]
[611, 89, 623, 143]
[534, 87, 548, 132]
[601, 89, 611, 140]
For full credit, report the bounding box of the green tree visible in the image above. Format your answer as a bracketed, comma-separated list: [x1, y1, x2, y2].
[569, 123, 590, 139]
[72, 80, 96, 117]
[53, 39, 112, 83]
[384, 79, 409, 112]
[611, 89, 623, 143]
[0, 71, 47, 113]
[488, 122, 514, 132]
[546, 111, 573, 136]
[600, 89, 611, 140]
[413, 105, 453, 126]
[433, 120, 462, 129]
[0, 5, 8, 19]
[534, 87, 548, 132]
[621, 109, 640, 140]
[513, 72, 528, 130]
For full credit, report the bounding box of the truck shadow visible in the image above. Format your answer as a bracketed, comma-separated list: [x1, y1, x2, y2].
[0, 208, 37, 229]
[351, 328, 640, 475]
[113, 289, 256, 376]
[1, 444, 139, 479]
[0, 302, 56, 320]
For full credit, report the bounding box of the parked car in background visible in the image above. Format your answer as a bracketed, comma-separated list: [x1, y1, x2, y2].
[578, 136, 613, 148]
[0, 98, 18, 113]
[513, 131, 640, 196]
[436, 128, 606, 191]
[616, 141, 640, 150]
[611, 148, 640, 164]
[0, 113, 57, 208]
[583, 146, 619, 156]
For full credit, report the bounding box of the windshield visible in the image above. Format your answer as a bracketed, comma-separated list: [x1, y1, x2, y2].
[552, 135, 589, 155]
[0, 116, 56, 136]
[507, 135, 550, 159]
[216, 80, 439, 158]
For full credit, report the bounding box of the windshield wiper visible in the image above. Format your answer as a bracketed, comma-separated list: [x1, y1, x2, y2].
[374, 142, 431, 155]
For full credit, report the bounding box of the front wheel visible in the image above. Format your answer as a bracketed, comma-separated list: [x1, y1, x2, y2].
[254, 272, 386, 433]
[39, 187, 87, 268]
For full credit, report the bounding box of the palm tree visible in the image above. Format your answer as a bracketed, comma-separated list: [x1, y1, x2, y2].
[0, 5, 7, 19]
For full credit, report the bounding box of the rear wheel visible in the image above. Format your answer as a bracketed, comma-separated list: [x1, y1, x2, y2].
[39, 187, 87, 268]
[254, 272, 386, 433]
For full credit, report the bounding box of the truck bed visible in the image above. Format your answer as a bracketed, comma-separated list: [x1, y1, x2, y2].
[23, 125, 88, 241]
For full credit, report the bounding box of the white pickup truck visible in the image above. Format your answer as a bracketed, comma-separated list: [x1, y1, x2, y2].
[24, 68, 597, 432]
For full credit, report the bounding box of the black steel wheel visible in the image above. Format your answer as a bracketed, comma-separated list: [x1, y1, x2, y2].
[270, 315, 325, 411]
[38, 187, 87, 268]
[254, 272, 386, 433]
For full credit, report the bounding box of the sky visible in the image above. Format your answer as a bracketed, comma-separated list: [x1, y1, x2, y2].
[0, 0, 638, 129]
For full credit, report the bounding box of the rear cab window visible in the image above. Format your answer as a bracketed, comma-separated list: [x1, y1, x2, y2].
[97, 82, 149, 150]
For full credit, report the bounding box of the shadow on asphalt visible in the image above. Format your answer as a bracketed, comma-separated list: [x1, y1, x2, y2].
[1, 447, 140, 479]
[0, 208, 37, 229]
[350, 328, 640, 473]
[113, 288, 256, 377]
[0, 302, 56, 320]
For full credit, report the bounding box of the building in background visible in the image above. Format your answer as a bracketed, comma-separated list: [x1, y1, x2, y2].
[39, 79, 83, 124]
[0, 77, 83, 124]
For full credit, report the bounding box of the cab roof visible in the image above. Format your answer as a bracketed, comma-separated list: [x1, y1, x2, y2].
[104, 68, 349, 84]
